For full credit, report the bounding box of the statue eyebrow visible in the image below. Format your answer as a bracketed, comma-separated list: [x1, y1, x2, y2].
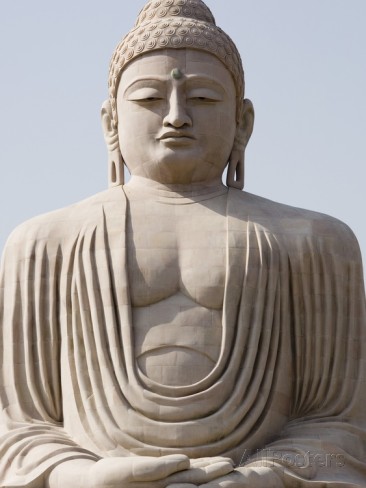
[185, 76, 226, 95]
[122, 75, 226, 97]
[123, 77, 167, 96]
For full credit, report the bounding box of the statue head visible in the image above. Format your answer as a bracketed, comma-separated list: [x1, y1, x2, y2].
[102, 0, 254, 189]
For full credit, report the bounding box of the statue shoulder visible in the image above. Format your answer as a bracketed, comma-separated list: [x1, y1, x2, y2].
[4, 187, 124, 251]
[229, 189, 361, 261]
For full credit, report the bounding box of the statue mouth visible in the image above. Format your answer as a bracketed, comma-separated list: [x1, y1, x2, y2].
[157, 132, 195, 147]
[158, 131, 195, 142]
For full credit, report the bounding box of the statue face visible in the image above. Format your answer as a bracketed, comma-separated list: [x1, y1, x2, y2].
[116, 49, 237, 185]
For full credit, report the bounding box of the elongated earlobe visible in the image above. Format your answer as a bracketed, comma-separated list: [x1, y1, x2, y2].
[227, 152, 245, 190]
[227, 99, 255, 190]
[101, 100, 124, 187]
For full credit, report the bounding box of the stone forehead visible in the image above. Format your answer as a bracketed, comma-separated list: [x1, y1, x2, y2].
[108, 0, 245, 119]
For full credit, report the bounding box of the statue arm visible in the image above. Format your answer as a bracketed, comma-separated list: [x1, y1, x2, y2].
[0, 224, 100, 487]
[0, 220, 235, 488]
[239, 220, 366, 486]
[192, 220, 366, 488]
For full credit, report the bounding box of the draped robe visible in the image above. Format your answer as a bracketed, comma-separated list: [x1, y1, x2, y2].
[0, 186, 365, 487]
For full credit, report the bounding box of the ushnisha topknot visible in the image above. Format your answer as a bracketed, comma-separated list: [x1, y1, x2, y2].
[108, 0, 245, 121]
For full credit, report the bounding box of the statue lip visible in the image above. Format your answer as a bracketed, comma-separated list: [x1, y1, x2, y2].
[158, 131, 195, 141]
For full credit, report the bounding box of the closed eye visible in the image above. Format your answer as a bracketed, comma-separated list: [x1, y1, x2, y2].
[139, 97, 163, 102]
[190, 96, 218, 102]
[127, 87, 165, 102]
[187, 89, 223, 102]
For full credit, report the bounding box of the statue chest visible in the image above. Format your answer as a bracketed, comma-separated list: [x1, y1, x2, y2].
[126, 197, 227, 386]
[126, 199, 227, 308]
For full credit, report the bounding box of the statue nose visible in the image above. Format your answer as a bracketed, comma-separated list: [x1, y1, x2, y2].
[163, 92, 192, 128]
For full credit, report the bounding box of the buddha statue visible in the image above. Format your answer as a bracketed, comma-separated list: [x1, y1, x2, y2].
[1, 1, 366, 487]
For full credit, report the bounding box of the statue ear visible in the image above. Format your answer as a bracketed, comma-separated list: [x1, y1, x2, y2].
[226, 99, 255, 190]
[101, 100, 124, 187]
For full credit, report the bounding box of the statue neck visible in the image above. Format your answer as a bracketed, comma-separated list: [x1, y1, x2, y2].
[124, 176, 228, 204]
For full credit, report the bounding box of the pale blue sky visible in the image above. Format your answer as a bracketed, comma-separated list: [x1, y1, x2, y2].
[0, 0, 365, 268]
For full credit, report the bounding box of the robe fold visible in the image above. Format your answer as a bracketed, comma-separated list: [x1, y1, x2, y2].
[1, 186, 365, 487]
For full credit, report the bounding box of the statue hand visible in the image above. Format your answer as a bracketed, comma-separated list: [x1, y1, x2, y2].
[195, 466, 284, 488]
[165, 457, 234, 487]
[47, 454, 189, 488]
[47, 455, 234, 488]
[88, 455, 193, 487]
